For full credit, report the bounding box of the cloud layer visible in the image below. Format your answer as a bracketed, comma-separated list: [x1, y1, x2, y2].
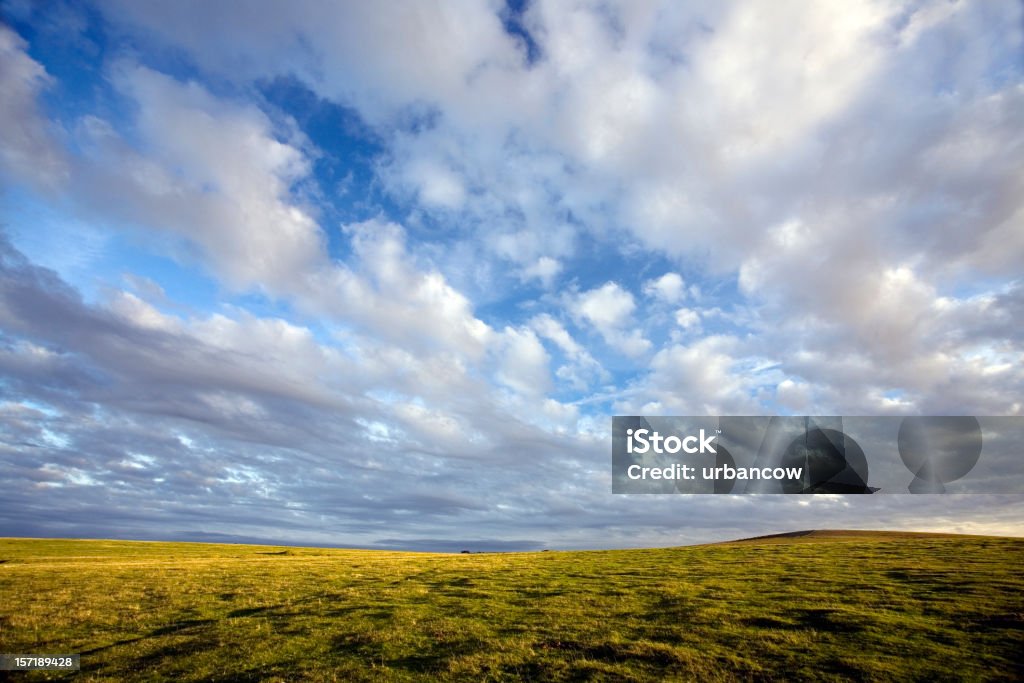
[0, 1, 1022, 547]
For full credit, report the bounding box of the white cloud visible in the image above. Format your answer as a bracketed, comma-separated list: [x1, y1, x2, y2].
[636, 335, 765, 415]
[571, 282, 652, 357]
[496, 326, 551, 396]
[108, 292, 179, 333]
[489, 224, 576, 275]
[644, 272, 686, 303]
[674, 307, 700, 330]
[574, 281, 635, 331]
[530, 313, 605, 389]
[695, 0, 892, 161]
[404, 158, 466, 209]
[521, 256, 562, 287]
[531, 314, 583, 357]
[95, 0, 524, 122]
[75, 64, 325, 291]
[775, 378, 812, 413]
[309, 219, 495, 362]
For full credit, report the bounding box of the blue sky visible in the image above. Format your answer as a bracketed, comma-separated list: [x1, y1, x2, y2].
[1, 0, 1022, 550]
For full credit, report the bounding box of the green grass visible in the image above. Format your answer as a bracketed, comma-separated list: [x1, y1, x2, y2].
[1, 531, 1021, 681]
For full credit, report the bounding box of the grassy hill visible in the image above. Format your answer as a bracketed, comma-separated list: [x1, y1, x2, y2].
[1, 531, 1021, 681]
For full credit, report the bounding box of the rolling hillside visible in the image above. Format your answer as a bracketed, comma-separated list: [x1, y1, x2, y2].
[1, 532, 1021, 681]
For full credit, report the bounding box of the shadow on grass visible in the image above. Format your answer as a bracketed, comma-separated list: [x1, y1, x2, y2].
[227, 606, 280, 618]
[742, 616, 794, 630]
[794, 608, 865, 633]
[193, 659, 303, 683]
[330, 628, 491, 676]
[150, 618, 218, 636]
[324, 608, 395, 622]
[130, 635, 221, 668]
[81, 618, 218, 656]
[968, 612, 1024, 631]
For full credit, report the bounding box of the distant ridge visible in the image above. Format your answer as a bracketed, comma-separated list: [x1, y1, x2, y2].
[719, 529, 1001, 544]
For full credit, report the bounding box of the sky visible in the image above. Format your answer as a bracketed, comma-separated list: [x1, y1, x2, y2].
[1, 0, 1022, 551]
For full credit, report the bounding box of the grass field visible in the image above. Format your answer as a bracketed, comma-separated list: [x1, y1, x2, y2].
[1, 530, 1021, 681]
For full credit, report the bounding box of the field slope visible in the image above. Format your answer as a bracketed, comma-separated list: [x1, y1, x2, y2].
[1, 531, 1022, 681]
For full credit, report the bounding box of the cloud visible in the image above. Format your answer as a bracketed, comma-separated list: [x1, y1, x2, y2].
[644, 273, 686, 304]
[91, 1, 1022, 344]
[403, 158, 467, 209]
[0, 25, 67, 191]
[531, 313, 605, 390]
[738, 214, 1024, 414]
[88, 1, 1023, 272]
[15, 232, 1001, 550]
[6, 60, 505, 376]
[496, 326, 551, 396]
[0, 233, 598, 543]
[775, 378, 812, 413]
[521, 256, 562, 287]
[95, 0, 525, 122]
[574, 282, 634, 330]
[636, 335, 764, 415]
[308, 219, 495, 361]
[75, 64, 325, 291]
[570, 282, 651, 358]
[674, 307, 700, 330]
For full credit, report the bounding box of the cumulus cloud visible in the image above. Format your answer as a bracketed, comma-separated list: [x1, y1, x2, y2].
[570, 282, 651, 358]
[674, 307, 700, 330]
[308, 219, 495, 361]
[531, 313, 605, 389]
[644, 273, 686, 304]
[75, 64, 325, 291]
[521, 256, 562, 287]
[496, 326, 551, 396]
[89, 0, 1023, 277]
[403, 158, 467, 210]
[634, 336, 765, 415]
